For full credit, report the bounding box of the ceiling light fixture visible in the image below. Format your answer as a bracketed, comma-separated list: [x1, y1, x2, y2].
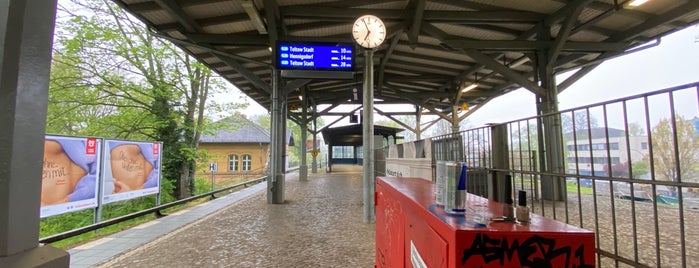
[462, 73, 479, 93]
[462, 83, 478, 93]
[628, 0, 649, 7]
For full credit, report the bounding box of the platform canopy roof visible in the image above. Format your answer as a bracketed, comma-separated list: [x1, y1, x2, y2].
[114, 0, 699, 118]
[322, 124, 404, 146]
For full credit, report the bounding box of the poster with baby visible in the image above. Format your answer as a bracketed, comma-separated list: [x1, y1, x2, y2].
[101, 140, 161, 204]
[40, 135, 101, 218]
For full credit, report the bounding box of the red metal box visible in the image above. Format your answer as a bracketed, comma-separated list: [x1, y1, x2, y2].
[375, 177, 595, 268]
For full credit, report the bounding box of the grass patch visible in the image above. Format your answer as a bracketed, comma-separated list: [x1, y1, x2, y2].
[40, 176, 261, 249]
[42, 198, 208, 250]
[512, 177, 595, 195]
[567, 182, 593, 195]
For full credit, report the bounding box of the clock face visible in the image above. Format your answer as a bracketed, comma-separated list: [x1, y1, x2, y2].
[352, 15, 386, 49]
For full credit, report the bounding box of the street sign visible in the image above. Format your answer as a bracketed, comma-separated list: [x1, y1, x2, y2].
[209, 162, 217, 172]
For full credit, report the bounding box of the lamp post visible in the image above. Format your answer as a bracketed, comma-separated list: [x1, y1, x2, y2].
[352, 14, 385, 223]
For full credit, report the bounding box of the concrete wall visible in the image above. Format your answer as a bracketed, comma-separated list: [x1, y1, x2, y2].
[385, 139, 433, 181]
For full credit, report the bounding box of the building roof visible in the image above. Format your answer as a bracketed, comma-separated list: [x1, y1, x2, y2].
[564, 127, 626, 140]
[199, 115, 270, 144]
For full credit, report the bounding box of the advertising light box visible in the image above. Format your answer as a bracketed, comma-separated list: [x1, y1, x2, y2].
[101, 140, 161, 204]
[40, 135, 101, 218]
[276, 41, 354, 71]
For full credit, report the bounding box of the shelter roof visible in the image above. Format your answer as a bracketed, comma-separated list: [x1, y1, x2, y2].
[114, 0, 699, 118]
[321, 124, 403, 146]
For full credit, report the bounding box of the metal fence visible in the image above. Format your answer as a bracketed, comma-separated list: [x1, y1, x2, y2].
[431, 81, 699, 268]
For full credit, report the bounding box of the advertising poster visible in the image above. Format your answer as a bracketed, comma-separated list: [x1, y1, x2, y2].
[101, 140, 161, 204]
[41, 135, 101, 218]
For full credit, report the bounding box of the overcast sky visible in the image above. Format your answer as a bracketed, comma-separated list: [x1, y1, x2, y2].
[466, 24, 699, 128]
[236, 24, 699, 132]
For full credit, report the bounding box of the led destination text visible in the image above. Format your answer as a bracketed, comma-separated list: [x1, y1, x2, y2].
[278, 42, 353, 70]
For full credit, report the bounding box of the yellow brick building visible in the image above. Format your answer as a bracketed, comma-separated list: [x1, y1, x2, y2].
[197, 116, 270, 178]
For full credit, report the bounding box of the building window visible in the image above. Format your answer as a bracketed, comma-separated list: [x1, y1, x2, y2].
[332, 146, 355, 158]
[609, 142, 619, 150]
[242, 154, 252, 171]
[641, 142, 648, 149]
[594, 157, 607, 164]
[229, 155, 239, 171]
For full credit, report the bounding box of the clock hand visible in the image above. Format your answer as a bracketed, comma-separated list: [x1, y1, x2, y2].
[363, 19, 370, 41]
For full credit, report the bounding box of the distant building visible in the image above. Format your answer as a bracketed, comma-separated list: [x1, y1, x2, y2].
[564, 127, 648, 178]
[197, 115, 271, 177]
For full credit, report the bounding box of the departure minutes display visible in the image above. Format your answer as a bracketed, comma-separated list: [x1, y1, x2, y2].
[277, 41, 353, 71]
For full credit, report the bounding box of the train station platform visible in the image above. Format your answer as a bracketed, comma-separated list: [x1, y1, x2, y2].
[68, 166, 374, 268]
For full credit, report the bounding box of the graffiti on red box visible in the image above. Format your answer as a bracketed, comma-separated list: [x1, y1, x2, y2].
[461, 233, 594, 268]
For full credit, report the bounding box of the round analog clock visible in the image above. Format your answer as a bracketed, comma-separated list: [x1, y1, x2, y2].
[352, 15, 386, 49]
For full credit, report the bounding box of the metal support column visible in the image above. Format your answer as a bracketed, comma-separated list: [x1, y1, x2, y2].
[0, 1, 69, 267]
[281, 100, 288, 174]
[312, 109, 318, 174]
[363, 49, 375, 223]
[451, 105, 460, 134]
[328, 144, 333, 173]
[490, 123, 510, 202]
[536, 51, 566, 202]
[299, 95, 308, 181]
[415, 105, 422, 140]
[268, 69, 285, 204]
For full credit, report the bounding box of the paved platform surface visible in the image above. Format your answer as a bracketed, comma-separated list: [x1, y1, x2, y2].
[68, 181, 269, 268]
[71, 167, 375, 267]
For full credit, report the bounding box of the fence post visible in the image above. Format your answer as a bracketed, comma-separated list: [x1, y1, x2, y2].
[490, 124, 510, 202]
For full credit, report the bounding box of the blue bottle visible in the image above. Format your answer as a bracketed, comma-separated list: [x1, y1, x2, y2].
[454, 163, 468, 213]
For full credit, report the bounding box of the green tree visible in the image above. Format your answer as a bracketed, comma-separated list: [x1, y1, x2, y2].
[631, 160, 649, 179]
[429, 119, 454, 136]
[288, 114, 326, 167]
[49, 0, 245, 198]
[398, 115, 417, 142]
[651, 115, 699, 182]
[561, 111, 599, 135]
[252, 113, 271, 130]
[628, 122, 646, 136]
[604, 161, 630, 178]
[510, 122, 539, 171]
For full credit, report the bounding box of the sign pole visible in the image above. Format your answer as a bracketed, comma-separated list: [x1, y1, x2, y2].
[209, 162, 216, 192]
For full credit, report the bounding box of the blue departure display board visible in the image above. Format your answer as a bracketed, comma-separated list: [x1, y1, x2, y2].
[277, 41, 354, 71]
